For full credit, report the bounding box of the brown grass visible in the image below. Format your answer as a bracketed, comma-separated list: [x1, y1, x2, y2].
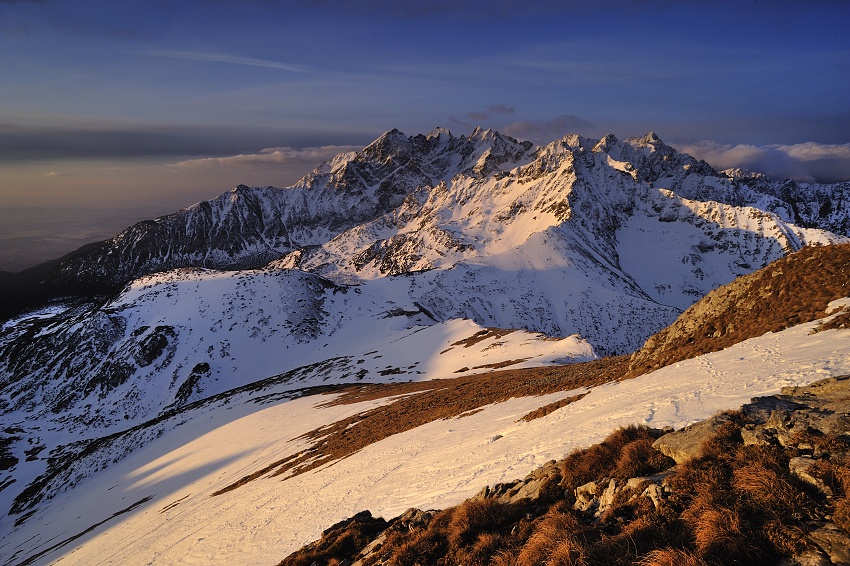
[383, 528, 448, 566]
[834, 497, 850, 535]
[446, 499, 516, 547]
[811, 307, 850, 333]
[446, 328, 517, 350]
[690, 505, 750, 558]
[516, 507, 584, 566]
[732, 446, 809, 524]
[214, 356, 628, 495]
[359, 500, 526, 566]
[471, 358, 530, 370]
[558, 425, 671, 493]
[277, 511, 388, 566]
[520, 392, 589, 422]
[281, 415, 845, 566]
[627, 243, 850, 377]
[636, 548, 709, 566]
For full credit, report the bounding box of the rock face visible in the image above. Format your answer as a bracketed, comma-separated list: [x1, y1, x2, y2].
[653, 375, 850, 464]
[652, 414, 735, 464]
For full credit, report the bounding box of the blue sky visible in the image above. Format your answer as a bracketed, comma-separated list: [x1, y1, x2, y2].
[1, 0, 849, 270]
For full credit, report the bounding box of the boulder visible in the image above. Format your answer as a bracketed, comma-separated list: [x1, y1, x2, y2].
[789, 456, 834, 497]
[652, 414, 733, 464]
[808, 523, 850, 565]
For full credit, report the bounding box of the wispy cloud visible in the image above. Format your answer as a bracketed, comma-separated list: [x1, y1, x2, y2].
[44, 171, 67, 177]
[503, 115, 593, 144]
[448, 104, 517, 131]
[169, 146, 360, 169]
[466, 104, 515, 122]
[145, 50, 315, 73]
[678, 140, 850, 183]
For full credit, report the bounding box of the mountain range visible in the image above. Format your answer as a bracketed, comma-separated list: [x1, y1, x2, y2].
[1, 128, 849, 565]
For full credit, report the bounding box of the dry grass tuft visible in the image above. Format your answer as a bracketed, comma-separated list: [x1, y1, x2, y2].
[277, 511, 388, 566]
[689, 505, 750, 558]
[558, 425, 669, 492]
[546, 537, 589, 566]
[383, 528, 448, 566]
[636, 548, 709, 566]
[834, 497, 850, 535]
[446, 498, 514, 547]
[732, 447, 807, 521]
[614, 437, 673, 479]
[516, 507, 583, 566]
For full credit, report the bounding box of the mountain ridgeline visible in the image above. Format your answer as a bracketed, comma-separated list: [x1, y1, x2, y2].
[2, 127, 848, 322]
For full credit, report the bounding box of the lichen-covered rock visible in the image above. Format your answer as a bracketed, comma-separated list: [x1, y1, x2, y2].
[790, 456, 834, 496]
[652, 413, 733, 464]
[808, 524, 850, 565]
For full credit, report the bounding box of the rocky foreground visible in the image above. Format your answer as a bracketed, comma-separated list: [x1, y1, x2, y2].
[281, 375, 850, 566]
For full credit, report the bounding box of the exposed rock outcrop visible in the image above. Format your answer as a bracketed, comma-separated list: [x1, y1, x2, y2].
[280, 376, 850, 566]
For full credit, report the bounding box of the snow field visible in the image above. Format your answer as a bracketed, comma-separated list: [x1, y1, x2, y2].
[4, 310, 848, 565]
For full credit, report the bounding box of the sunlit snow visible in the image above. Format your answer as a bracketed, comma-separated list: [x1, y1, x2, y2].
[2, 307, 848, 565]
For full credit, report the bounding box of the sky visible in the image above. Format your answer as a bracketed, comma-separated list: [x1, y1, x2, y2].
[1, 0, 849, 271]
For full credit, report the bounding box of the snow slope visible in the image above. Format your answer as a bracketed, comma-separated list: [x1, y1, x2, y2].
[0, 268, 591, 538]
[3, 128, 850, 565]
[274, 131, 844, 353]
[0, 267, 591, 433]
[2, 302, 848, 566]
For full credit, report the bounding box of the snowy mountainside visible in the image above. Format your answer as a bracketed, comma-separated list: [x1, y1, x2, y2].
[721, 169, 850, 236]
[0, 266, 589, 436]
[274, 130, 844, 352]
[0, 265, 592, 534]
[2, 300, 849, 566]
[39, 128, 533, 290]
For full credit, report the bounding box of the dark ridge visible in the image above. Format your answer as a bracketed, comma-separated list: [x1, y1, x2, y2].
[627, 243, 850, 377]
[0, 241, 120, 322]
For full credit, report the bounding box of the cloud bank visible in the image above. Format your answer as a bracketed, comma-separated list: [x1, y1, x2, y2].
[0, 123, 368, 162]
[170, 146, 361, 169]
[678, 140, 850, 183]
